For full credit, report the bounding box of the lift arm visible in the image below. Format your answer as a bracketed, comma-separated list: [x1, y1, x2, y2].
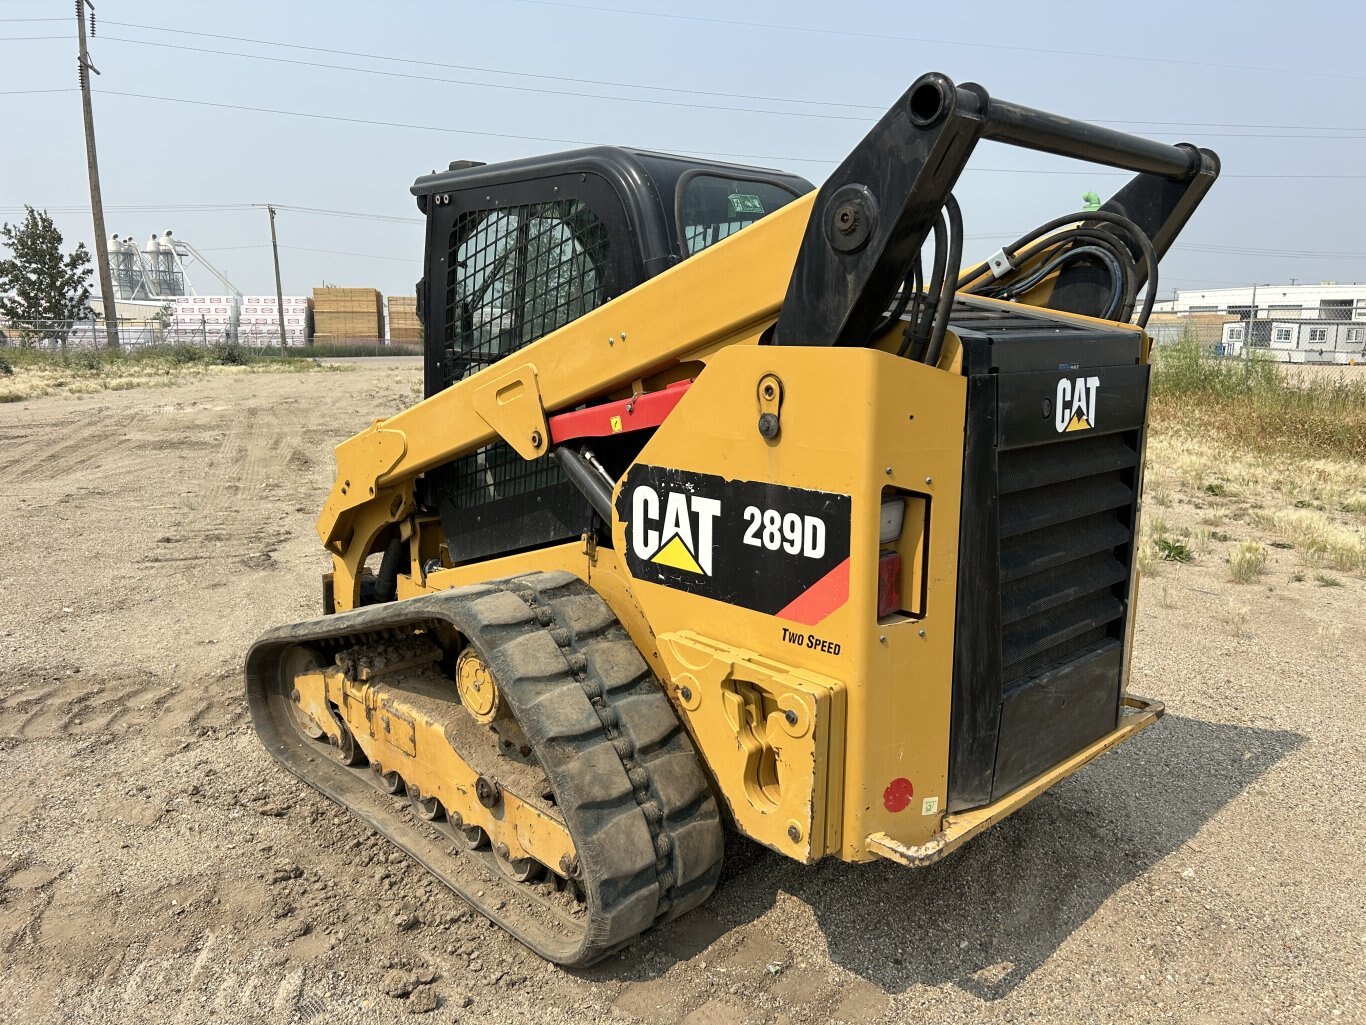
[316, 71, 1219, 601]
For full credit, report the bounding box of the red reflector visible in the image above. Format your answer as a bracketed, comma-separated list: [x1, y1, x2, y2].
[883, 776, 914, 812]
[877, 550, 902, 618]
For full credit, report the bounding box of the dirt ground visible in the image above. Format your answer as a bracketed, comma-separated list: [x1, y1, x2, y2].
[0, 359, 1361, 1024]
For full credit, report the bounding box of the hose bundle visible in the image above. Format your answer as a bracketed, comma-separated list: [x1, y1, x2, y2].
[962, 210, 1160, 328]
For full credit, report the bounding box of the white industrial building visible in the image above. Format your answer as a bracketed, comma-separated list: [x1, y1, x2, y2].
[1221, 318, 1365, 364]
[1153, 283, 1366, 361]
[1153, 283, 1366, 321]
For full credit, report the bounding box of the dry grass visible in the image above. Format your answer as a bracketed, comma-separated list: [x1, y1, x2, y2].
[0, 344, 337, 402]
[1149, 339, 1366, 461]
[1250, 508, 1366, 573]
[1228, 541, 1269, 583]
[1223, 603, 1251, 637]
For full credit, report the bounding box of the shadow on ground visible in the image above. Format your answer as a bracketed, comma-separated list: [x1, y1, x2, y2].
[595, 713, 1303, 1000]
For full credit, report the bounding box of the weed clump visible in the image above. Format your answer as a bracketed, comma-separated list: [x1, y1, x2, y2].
[1156, 536, 1194, 563]
[1228, 541, 1268, 583]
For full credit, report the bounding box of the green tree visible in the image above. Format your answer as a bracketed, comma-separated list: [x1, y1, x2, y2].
[0, 206, 95, 346]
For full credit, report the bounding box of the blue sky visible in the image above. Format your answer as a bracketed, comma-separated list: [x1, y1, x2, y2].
[2, 0, 1363, 298]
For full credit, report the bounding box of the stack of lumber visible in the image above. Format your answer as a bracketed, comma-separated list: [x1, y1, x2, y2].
[312, 287, 383, 342]
[386, 295, 423, 342]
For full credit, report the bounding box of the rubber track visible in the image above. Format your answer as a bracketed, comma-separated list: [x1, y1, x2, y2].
[245, 571, 723, 965]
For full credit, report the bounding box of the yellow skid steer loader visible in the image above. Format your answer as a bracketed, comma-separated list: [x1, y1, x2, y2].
[247, 72, 1218, 965]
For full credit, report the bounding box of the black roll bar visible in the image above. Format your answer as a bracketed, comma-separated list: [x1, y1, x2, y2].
[772, 72, 1220, 347]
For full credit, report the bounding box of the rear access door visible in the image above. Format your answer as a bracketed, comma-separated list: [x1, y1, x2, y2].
[946, 301, 1149, 810]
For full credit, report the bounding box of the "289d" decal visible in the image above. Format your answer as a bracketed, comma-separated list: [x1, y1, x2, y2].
[741, 506, 826, 558]
[616, 466, 851, 622]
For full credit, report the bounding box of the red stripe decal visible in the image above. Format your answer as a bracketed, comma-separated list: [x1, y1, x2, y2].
[775, 557, 851, 626]
[548, 379, 693, 444]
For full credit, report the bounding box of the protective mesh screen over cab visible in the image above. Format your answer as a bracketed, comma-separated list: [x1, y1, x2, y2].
[429, 200, 613, 559]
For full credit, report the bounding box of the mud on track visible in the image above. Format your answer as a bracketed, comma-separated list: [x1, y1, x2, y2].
[0, 360, 1360, 1024]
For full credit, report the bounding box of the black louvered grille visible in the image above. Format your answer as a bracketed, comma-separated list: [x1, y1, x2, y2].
[998, 432, 1139, 691]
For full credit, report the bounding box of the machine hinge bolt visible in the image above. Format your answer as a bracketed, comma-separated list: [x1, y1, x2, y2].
[475, 775, 501, 808]
[787, 824, 802, 843]
[784, 709, 799, 726]
[495, 842, 510, 859]
[530, 430, 543, 448]
[679, 686, 693, 702]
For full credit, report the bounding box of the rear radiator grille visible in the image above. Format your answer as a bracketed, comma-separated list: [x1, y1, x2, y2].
[998, 433, 1139, 689]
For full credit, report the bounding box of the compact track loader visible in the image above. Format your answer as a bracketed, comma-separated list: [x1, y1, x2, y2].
[247, 72, 1219, 965]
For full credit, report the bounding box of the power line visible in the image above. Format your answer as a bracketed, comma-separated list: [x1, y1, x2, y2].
[197, 243, 417, 263]
[267, 204, 421, 225]
[101, 18, 873, 112]
[8, 84, 1363, 181]
[87, 89, 1366, 179]
[1, 201, 421, 225]
[101, 32, 1366, 138]
[96, 35, 867, 122]
[90, 22, 1366, 136]
[79, 35, 1366, 140]
[90, 87, 833, 166]
[507, 0, 1366, 85]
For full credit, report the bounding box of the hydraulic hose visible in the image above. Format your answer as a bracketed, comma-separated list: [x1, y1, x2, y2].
[898, 211, 948, 360]
[1001, 226, 1139, 311]
[995, 245, 1128, 321]
[922, 194, 964, 368]
[978, 209, 1161, 327]
[373, 535, 406, 604]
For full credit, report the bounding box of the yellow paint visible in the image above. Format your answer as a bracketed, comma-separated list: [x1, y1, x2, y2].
[312, 182, 1159, 870]
[293, 662, 575, 874]
[867, 695, 1164, 867]
[656, 630, 844, 861]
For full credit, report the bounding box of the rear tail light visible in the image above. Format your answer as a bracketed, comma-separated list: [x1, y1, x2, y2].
[877, 551, 902, 618]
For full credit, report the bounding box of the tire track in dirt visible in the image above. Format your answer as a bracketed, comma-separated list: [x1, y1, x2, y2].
[0, 410, 144, 487]
[0, 671, 239, 744]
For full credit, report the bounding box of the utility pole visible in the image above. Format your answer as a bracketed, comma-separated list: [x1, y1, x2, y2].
[76, 0, 119, 349]
[1244, 282, 1261, 367]
[268, 205, 287, 349]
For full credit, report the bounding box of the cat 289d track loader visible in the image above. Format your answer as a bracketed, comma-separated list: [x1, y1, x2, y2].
[247, 72, 1218, 965]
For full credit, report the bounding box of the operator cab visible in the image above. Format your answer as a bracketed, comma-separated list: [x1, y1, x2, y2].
[410, 148, 813, 564]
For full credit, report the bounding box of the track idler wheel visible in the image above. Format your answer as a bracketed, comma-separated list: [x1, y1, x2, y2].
[445, 810, 489, 851]
[495, 844, 545, 884]
[331, 715, 365, 767]
[406, 782, 444, 821]
[371, 763, 404, 795]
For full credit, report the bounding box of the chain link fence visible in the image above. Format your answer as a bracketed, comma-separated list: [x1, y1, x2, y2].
[1133, 313, 1366, 365]
[0, 318, 407, 351]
